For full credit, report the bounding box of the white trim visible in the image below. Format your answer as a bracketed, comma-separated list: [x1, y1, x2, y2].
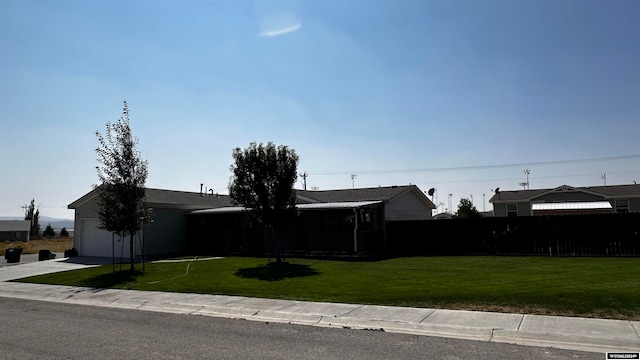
[531, 202, 612, 211]
[191, 201, 384, 215]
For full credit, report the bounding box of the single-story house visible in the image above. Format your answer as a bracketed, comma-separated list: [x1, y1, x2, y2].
[490, 184, 640, 217]
[69, 184, 434, 259]
[0, 220, 31, 242]
[68, 188, 233, 258]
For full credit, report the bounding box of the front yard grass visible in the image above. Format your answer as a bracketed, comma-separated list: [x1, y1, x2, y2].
[17, 256, 640, 320]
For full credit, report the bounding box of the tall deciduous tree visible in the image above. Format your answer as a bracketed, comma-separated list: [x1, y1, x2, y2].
[95, 101, 151, 271]
[228, 142, 299, 263]
[456, 198, 481, 219]
[23, 199, 40, 239]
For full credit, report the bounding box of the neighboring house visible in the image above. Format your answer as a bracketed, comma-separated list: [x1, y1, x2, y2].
[296, 185, 435, 221]
[490, 184, 640, 217]
[0, 220, 31, 242]
[188, 185, 435, 257]
[433, 212, 457, 220]
[68, 188, 233, 258]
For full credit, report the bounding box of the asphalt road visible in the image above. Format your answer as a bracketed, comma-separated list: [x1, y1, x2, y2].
[0, 298, 601, 360]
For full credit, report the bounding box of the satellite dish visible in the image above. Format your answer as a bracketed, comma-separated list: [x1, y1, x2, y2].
[494, 187, 500, 194]
[428, 188, 435, 196]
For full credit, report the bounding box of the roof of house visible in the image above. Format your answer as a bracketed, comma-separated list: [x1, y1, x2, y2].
[69, 187, 233, 210]
[143, 188, 233, 208]
[490, 184, 640, 203]
[0, 220, 31, 232]
[296, 185, 435, 208]
[70, 184, 434, 211]
[433, 212, 457, 220]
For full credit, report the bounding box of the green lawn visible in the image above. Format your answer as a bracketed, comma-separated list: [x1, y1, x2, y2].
[17, 256, 640, 320]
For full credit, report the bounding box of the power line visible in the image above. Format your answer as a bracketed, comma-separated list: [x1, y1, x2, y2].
[308, 154, 640, 176]
[306, 169, 640, 191]
[419, 169, 640, 186]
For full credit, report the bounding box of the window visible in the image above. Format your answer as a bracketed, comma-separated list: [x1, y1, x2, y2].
[615, 199, 629, 213]
[507, 203, 517, 217]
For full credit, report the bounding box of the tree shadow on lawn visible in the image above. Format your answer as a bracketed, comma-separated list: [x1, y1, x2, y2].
[234, 262, 320, 281]
[82, 270, 143, 289]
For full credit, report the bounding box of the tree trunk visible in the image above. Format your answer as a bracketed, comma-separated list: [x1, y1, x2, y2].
[272, 227, 282, 263]
[139, 232, 145, 274]
[129, 233, 135, 272]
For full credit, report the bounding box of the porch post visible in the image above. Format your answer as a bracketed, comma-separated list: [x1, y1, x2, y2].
[353, 208, 358, 253]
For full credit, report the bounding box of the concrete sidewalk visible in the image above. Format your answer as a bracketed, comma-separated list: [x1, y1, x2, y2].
[1, 257, 639, 354]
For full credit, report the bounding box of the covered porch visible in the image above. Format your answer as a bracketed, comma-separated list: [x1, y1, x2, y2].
[186, 201, 386, 258]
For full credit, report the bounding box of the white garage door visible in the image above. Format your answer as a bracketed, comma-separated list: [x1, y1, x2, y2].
[79, 219, 130, 258]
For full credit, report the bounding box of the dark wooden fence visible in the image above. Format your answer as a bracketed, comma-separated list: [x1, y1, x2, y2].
[387, 213, 640, 256]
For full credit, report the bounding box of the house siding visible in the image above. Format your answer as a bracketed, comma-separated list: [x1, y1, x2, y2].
[493, 203, 507, 217]
[517, 202, 531, 216]
[629, 198, 640, 212]
[140, 208, 188, 256]
[385, 191, 432, 221]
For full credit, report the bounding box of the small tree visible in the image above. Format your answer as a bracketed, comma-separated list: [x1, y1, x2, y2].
[95, 101, 151, 272]
[60, 227, 69, 238]
[456, 198, 481, 219]
[228, 142, 299, 263]
[43, 224, 56, 238]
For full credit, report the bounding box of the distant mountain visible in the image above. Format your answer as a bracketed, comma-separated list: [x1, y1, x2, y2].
[0, 216, 74, 230]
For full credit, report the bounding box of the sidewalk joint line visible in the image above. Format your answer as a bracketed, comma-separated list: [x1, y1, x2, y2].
[342, 305, 362, 317]
[631, 321, 640, 340]
[517, 314, 525, 331]
[420, 310, 437, 324]
[419, 310, 435, 323]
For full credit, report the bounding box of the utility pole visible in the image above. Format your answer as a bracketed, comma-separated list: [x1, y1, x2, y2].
[602, 174, 607, 186]
[351, 174, 357, 189]
[483, 193, 486, 213]
[522, 169, 530, 190]
[299, 172, 308, 190]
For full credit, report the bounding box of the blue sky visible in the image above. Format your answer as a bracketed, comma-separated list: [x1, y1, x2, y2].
[1, 0, 639, 218]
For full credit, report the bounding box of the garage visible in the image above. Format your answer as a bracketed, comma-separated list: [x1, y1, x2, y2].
[78, 218, 130, 258]
[69, 188, 234, 258]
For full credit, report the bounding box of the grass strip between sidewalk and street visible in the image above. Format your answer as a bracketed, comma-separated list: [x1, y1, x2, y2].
[16, 256, 640, 320]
